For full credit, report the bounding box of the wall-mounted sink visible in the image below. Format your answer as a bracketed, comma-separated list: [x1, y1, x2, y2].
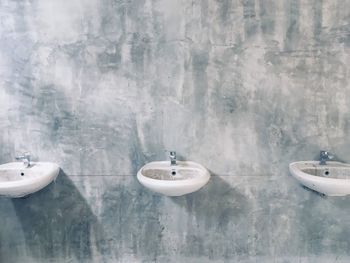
[137, 161, 210, 196]
[0, 162, 60, 198]
[289, 161, 350, 196]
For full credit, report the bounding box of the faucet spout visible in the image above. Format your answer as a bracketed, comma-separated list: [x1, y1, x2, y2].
[319, 150, 333, 165]
[15, 152, 31, 168]
[169, 151, 177, 166]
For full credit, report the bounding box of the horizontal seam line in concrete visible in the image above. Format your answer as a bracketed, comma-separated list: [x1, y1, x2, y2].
[67, 174, 278, 177]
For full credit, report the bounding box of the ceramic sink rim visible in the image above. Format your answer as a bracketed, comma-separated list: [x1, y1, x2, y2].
[289, 161, 350, 196]
[137, 161, 210, 196]
[0, 162, 60, 197]
[0, 162, 59, 188]
[137, 161, 210, 185]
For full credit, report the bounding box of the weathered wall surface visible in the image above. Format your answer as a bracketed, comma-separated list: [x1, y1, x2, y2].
[0, 0, 349, 262]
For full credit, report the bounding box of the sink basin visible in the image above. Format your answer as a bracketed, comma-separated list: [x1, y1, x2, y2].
[289, 161, 350, 196]
[137, 161, 210, 196]
[0, 162, 60, 198]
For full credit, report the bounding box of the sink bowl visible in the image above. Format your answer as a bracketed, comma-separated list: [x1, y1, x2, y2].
[0, 162, 60, 198]
[289, 161, 350, 196]
[137, 161, 210, 196]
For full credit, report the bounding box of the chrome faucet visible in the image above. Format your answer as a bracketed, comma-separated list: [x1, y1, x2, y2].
[169, 151, 177, 166]
[319, 151, 333, 165]
[15, 152, 31, 167]
[169, 151, 177, 176]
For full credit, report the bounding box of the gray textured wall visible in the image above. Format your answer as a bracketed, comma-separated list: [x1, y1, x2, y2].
[0, 0, 350, 262]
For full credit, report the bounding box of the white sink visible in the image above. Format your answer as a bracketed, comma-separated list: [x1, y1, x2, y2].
[289, 161, 350, 196]
[0, 162, 60, 198]
[137, 161, 210, 196]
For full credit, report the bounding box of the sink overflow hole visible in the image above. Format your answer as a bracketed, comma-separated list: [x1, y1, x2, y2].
[21, 172, 24, 176]
[171, 171, 176, 176]
[324, 171, 329, 176]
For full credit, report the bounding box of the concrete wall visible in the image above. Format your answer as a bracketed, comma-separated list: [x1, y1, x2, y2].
[0, 0, 349, 262]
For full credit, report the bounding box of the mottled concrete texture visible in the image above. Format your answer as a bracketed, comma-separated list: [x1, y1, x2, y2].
[0, 0, 350, 262]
